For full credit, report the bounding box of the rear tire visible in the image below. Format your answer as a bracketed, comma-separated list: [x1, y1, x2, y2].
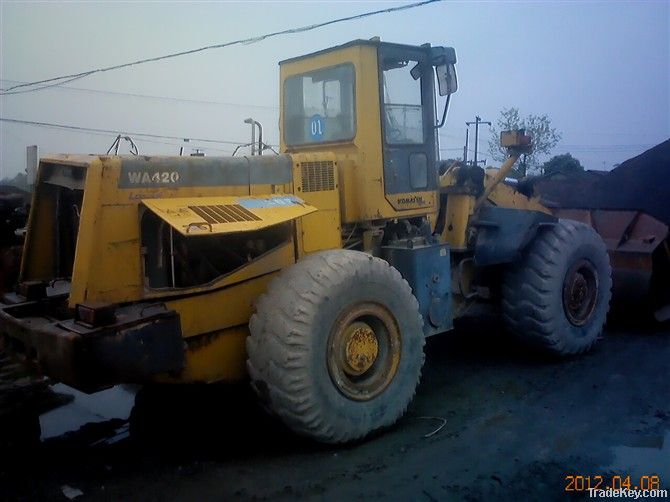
[246, 249, 425, 443]
[502, 219, 612, 355]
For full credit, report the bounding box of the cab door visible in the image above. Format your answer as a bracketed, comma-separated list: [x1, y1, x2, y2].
[378, 45, 438, 203]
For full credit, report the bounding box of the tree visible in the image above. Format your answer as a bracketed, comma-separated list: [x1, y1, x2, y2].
[0, 172, 29, 191]
[488, 107, 561, 176]
[542, 153, 584, 176]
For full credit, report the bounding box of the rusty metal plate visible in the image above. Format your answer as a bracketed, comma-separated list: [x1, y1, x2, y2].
[555, 209, 669, 254]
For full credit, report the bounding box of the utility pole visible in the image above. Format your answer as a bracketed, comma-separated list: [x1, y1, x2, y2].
[463, 127, 469, 164]
[466, 116, 491, 167]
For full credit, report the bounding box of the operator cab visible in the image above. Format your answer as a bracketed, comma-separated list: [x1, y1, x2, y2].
[279, 39, 456, 221]
[281, 39, 456, 148]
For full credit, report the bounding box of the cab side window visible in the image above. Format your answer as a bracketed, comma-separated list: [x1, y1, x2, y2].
[284, 64, 355, 146]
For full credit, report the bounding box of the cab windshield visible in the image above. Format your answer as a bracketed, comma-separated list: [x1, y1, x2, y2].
[284, 64, 355, 146]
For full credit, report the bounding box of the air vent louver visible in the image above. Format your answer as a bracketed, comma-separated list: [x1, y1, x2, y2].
[188, 204, 261, 224]
[301, 161, 335, 192]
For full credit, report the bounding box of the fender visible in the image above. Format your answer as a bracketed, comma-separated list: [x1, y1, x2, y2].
[471, 206, 557, 266]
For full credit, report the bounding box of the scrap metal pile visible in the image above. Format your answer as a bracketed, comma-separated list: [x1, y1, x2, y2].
[0, 185, 29, 292]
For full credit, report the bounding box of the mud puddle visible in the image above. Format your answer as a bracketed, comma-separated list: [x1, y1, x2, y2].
[40, 384, 136, 440]
[607, 431, 670, 481]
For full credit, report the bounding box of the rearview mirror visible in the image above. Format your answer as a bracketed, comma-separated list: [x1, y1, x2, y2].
[436, 63, 457, 96]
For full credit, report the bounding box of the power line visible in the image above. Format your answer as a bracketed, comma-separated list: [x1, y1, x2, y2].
[131, 137, 234, 154]
[441, 147, 476, 153]
[1, 0, 442, 95]
[558, 144, 654, 148]
[1, 75, 91, 96]
[438, 131, 461, 140]
[3, 114, 631, 155]
[2, 121, 233, 157]
[556, 144, 655, 152]
[0, 117, 276, 147]
[0, 79, 279, 110]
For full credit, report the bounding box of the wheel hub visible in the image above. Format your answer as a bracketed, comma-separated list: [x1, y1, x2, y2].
[569, 274, 588, 307]
[327, 302, 401, 401]
[343, 322, 379, 376]
[563, 259, 599, 326]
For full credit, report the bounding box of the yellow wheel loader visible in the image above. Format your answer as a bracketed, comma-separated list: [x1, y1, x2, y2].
[0, 39, 611, 443]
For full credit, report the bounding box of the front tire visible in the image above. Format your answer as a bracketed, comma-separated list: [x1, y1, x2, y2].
[502, 219, 612, 355]
[246, 250, 425, 443]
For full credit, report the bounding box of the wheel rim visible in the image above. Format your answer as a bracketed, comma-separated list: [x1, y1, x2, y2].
[562, 259, 599, 326]
[327, 302, 401, 401]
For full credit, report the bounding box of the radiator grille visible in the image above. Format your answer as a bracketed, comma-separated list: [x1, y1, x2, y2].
[189, 204, 261, 224]
[301, 161, 335, 192]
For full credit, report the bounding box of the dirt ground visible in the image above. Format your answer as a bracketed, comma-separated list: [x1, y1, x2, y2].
[1, 316, 668, 501]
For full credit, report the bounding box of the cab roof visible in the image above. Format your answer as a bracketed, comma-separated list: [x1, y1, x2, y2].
[279, 39, 433, 66]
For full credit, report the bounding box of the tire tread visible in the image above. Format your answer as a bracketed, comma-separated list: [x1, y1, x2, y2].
[502, 220, 612, 355]
[247, 249, 425, 443]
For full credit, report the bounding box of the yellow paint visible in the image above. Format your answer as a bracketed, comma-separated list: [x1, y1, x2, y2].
[386, 191, 436, 212]
[21, 156, 299, 309]
[442, 194, 475, 248]
[475, 155, 520, 208]
[142, 195, 316, 235]
[69, 157, 108, 306]
[343, 322, 378, 375]
[483, 171, 551, 214]
[438, 167, 458, 189]
[291, 152, 342, 255]
[158, 325, 249, 383]
[435, 155, 551, 249]
[165, 271, 277, 338]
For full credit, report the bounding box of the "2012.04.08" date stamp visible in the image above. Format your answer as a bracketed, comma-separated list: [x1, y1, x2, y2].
[565, 475, 667, 498]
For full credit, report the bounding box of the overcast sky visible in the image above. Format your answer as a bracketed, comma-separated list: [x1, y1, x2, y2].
[1, 0, 668, 178]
